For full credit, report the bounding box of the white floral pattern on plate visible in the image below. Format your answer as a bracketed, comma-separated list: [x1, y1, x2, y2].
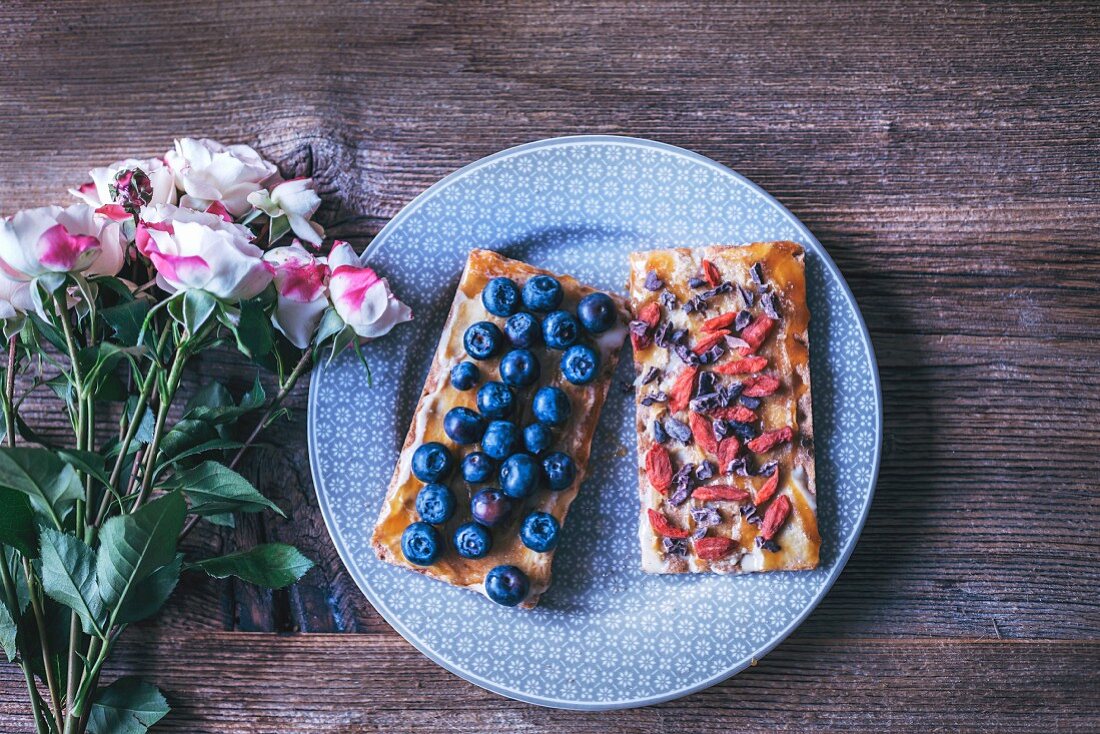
[307, 136, 881, 710]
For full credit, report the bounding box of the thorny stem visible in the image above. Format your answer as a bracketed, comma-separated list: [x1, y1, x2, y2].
[179, 350, 313, 541]
[3, 338, 15, 447]
[0, 557, 50, 734]
[24, 559, 63, 730]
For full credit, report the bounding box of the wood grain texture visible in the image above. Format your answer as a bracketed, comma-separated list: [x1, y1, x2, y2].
[1, 0, 1099, 730]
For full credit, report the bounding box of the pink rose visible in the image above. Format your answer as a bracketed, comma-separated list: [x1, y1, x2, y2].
[143, 216, 272, 301]
[135, 203, 253, 257]
[69, 157, 176, 209]
[0, 269, 32, 321]
[263, 242, 330, 348]
[327, 241, 411, 340]
[0, 204, 126, 279]
[165, 138, 277, 217]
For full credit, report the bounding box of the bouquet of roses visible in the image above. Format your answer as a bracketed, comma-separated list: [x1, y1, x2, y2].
[0, 138, 411, 733]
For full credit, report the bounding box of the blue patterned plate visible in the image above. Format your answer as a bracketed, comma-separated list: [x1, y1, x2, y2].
[307, 135, 881, 710]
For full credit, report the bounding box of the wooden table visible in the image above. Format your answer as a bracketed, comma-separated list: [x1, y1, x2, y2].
[1, 1, 1097, 731]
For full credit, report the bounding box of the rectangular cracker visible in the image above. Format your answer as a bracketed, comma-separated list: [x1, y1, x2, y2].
[628, 242, 819, 574]
[372, 249, 629, 607]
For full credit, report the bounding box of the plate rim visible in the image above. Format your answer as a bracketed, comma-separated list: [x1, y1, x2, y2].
[307, 134, 883, 710]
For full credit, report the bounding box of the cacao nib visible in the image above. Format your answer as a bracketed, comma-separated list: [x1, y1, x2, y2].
[756, 460, 779, 477]
[683, 294, 709, 314]
[728, 421, 758, 442]
[688, 276, 707, 289]
[713, 419, 732, 439]
[756, 537, 781, 552]
[750, 262, 765, 285]
[629, 319, 651, 340]
[659, 290, 678, 309]
[726, 457, 751, 476]
[718, 382, 744, 407]
[738, 395, 762, 410]
[641, 391, 668, 406]
[697, 371, 717, 394]
[692, 526, 708, 540]
[669, 484, 692, 507]
[644, 270, 664, 291]
[694, 461, 716, 481]
[734, 309, 752, 331]
[652, 419, 669, 443]
[740, 502, 762, 526]
[674, 344, 701, 366]
[669, 463, 697, 505]
[662, 536, 688, 557]
[689, 392, 722, 413]
[737, 283, 755, 309]
[697, 344, 725, 365]
[642, 366, 661, 385]
[761, 291, 780, 319]
[653, 321, 675, 349]
[664, 417, 693, 444]
[691, 506, 721, 527]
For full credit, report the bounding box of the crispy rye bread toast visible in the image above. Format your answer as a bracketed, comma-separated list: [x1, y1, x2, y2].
[371, 249, 629, 608]
[628, 242, 819, 574]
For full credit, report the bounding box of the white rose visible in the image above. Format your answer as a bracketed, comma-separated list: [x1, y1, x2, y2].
[165, 138, 277, 217]
[135, 203, 253, 257]
[246, 178, 324, 246]
[143, 218, 272, 301]
[263, 241, 330, 348]
[0, 204, 126, 279]
[327, 241, 411, 340]
[0, 269, 32, 321]
[69, 157, 176, 209]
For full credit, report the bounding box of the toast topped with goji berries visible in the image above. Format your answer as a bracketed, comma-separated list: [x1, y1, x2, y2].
[372, 249, 629, 607]
[628, 242, 819, 574]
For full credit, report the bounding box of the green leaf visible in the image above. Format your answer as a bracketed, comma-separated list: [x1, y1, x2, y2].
[0, 447, 81, 526]
[38, 526, 104, 636]
[0, 487, 37, 557]
[113, 554, 181, 625]
[186, 543, 313, 589]
[0, 593, 16, 662]
[159, 438, 242, 470]
[268, 214, 291, 245]
[184, 376, 265, 425]
[125, 395, 156, 446]
[96, 492, 186, 620]
[233, 298, 273, 360]
[80, 343, 143, 396]
[58, 449, 112, 489]
[101, 300, 150, 347]
[203, 512, 236, 528]
[185, 381, 232, 415]
[25, 313, 67, 353]
[182, 289, 217, 335]
[157, 419, 219, 463]
[87, 676, 170, 734]
[163, 462, 282, 517]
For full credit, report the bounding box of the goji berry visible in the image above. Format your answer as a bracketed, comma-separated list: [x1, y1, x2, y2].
[717, 436, 741, 471]
[747, 426, 793, 454]
[689, 412, 718, 454]
[703, 312, 737, 332]
[695, 536, 736, 560]
[740, 315, 775, 352]
[701, 259, 721, 287]
[754, 470, 780, 505]
[645, 444, 673, 493]
[742, 374, 781, 397]
[709, 405, 753, 422]
[715, 355, 768, 375]
[760, 495, 791, 540]
[648, 508, 691, 539]
[668, 366, 698, 413]
[692, 485, 751, 502]
[637, 301, 661, 328]
[692, 330, 729, 355]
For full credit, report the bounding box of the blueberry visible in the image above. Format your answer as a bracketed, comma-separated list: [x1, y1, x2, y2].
[484, 565, 530, 607]
[523, 422, 553, 455]
[499, 453, 540, 498]
[450, 361, 480, 391]
[504, 312, 541, 348]
[453, 522, 492, 559]
[415, 483, 456, 525]
[481, 420, 520, 460]
[476, 381, 515, 419]
[401, 522, 442, 566]
[499, 349, 541, 388]
[532, 386, 571, 427]
[464, 321, 503, 360]
[482, 277, 521, 317]
[542, 310, 580, 350]
[561, 344, 600, 385]
[443, 407, 485, 445]
[411, 442, 453, 483]
[577, 292, 617, 333]
[522, 275, 563, 312]
[461, 451, 495, 484]
[520, 511, 561, 552]
[542, 451, 576, 491]
[470, 488, 514, 527]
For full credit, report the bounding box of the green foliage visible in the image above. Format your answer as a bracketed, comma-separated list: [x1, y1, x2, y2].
[87, 676, 169, 734]
[163, 461, 283, 517]
[39, 527, 105, 637]
[101, 300, 151, 347]
[186, 543, 313, 589]
[0, 488, 37, 557]
[0, 448, 81, 527]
